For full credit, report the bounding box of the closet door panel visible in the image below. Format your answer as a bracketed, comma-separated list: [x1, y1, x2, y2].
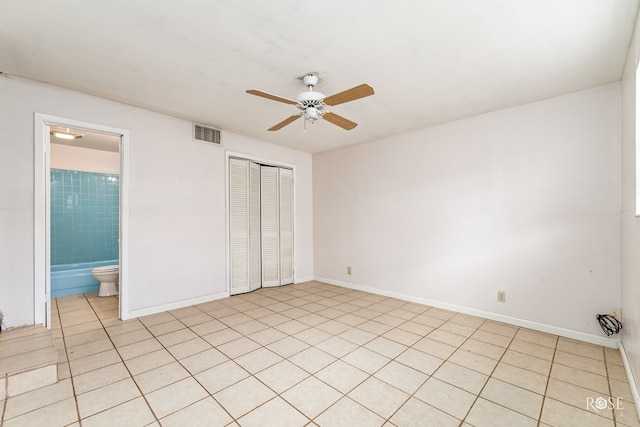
[249, 161, 262, 291]
[279, 168, 294, 285]
[261, 166, 280, 287]
[229, 159, 249, 295]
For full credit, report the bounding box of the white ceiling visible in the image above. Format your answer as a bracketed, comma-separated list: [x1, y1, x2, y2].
[1, 0, 638, 153]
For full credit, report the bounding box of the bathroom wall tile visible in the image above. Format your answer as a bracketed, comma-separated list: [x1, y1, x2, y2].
[50, 169, 119, 266]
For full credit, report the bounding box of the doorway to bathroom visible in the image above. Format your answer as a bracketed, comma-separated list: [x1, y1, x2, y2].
[228, 155, 294, 295]
[34, 114, 130, 327]
[49, 128, 120, 297]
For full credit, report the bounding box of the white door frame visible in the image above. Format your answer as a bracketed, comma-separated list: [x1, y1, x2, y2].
[225, 151, 296, 296]
[34, 113, 131, 326]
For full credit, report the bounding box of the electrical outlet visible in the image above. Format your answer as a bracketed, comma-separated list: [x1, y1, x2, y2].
[347, 266, 352, 275]
[497, 291, 506, 303]
[610, 308, 621, 320]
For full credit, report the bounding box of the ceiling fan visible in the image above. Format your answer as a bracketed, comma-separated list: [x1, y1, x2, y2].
[246, 74, 374, 131]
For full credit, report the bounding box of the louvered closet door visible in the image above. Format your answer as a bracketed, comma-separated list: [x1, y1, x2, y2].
[261, 166, 280, 287]
[229, 159, 261, 295]
[279, 168, 294, 285]
[229, 159, 250, 295]
[248, 162, 261, 291]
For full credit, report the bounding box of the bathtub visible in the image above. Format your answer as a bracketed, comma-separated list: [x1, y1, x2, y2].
[51, 260, 119, 298]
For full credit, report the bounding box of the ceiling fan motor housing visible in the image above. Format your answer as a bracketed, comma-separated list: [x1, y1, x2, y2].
[295, 91, 327, 117]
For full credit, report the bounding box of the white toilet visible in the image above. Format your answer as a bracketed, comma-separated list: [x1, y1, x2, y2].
[91, 265, 119, 297]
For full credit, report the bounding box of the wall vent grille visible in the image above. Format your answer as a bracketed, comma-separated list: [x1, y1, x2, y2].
[194, 124, 222, 145]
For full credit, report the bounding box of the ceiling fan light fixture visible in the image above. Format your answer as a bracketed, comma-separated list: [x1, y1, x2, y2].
[305, 107, 319, 122]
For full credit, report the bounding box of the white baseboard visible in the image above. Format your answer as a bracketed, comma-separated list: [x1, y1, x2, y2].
[295, 276, 315, 284]
[619, 341, 640, 423]
[128, 291, 229, 319]
[314, 277, 620, 349]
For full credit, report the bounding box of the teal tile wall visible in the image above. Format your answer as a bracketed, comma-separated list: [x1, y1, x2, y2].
[50, 169, 119, 265]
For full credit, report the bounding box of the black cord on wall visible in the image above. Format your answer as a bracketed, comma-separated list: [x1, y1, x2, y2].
[596, 314, 623, 336]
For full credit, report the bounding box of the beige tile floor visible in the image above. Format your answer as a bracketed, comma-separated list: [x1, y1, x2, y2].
[1, 281, 639, 426]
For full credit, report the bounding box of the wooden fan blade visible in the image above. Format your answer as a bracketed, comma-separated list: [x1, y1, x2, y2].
[268, 115, 301, 131]
[246, 89, 298, 105]
[324, 84, 374, 106]
[323, 112, 357, 130]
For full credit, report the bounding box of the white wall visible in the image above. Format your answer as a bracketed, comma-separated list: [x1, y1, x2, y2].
[50, 144, 120, 174]
[621, 6, 640, 412]
[314, 83, 621, 341]
[0, 75, 313, 327]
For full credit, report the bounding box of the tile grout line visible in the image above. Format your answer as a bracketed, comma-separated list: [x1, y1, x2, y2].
[55, 297, 84, 427]
[536, 333, 560, 426]
[82, 294, 160, 426]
